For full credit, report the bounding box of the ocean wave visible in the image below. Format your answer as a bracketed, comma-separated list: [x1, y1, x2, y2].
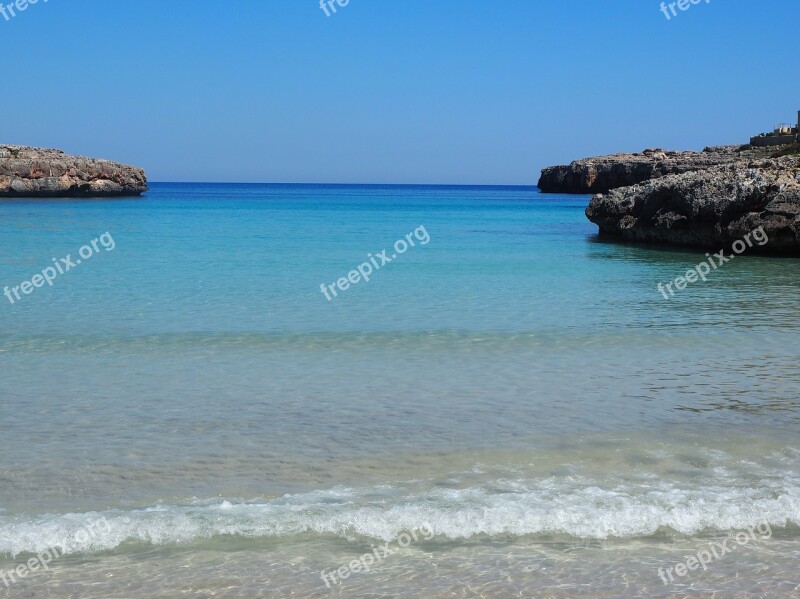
[2, 476, 799, 557]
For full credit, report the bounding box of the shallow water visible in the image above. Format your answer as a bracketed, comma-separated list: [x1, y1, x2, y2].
[0, 184, 798, 597]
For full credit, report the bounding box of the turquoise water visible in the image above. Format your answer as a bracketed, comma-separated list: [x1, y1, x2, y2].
[0, 184, 798, 597]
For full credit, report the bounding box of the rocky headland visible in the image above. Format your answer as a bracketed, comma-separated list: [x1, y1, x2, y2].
[539, 144, 800, 253]
[0, 145, 147, 197]
[536, 146, 771, 194]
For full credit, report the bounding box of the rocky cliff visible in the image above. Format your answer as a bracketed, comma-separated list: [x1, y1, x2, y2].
[537, 146, 760, 194]
[0, 145, 147, 197]
[585, 156, 800, 253]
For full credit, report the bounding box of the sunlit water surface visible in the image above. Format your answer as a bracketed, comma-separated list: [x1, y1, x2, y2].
[0, 184, 798, 597]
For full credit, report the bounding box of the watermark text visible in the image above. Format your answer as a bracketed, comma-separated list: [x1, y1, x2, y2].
[4, 232, 115, 305]
[320, 225, 430, 301]
[321, 524, 434, 588]
[657, 226, 767, 300]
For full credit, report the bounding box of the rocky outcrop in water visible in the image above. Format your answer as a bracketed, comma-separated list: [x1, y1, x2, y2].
[537, 146, 756, 194]
[0, 145, 147, 197]
[585, 156, 800, 253]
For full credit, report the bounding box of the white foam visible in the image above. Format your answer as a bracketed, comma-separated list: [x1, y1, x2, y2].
[2, 476, 798, 557]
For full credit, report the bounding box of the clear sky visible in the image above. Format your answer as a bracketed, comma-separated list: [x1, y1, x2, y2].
[1, 0, 798, 184]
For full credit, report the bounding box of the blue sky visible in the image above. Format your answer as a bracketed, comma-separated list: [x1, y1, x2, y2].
[1, 0, 798, 184]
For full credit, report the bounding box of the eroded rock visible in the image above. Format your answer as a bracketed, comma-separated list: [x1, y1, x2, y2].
[0, 145, 147, 197]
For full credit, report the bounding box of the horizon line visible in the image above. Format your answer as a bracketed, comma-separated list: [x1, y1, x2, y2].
[147, 181, 542, 188]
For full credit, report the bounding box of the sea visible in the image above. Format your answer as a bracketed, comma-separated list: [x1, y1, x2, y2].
[0, 183, 798, 598]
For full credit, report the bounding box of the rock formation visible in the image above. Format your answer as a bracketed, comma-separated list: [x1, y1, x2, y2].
[539, 141, 800, 253]
[0, 145, 147, 197]
[537, 146, 763, 194]
[585, 156, 800, 253]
